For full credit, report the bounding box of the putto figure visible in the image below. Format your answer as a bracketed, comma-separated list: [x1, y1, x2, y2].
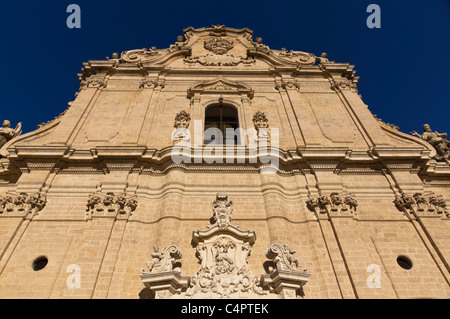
[411, 124, 450, 161]
[0, 120, 22, 149]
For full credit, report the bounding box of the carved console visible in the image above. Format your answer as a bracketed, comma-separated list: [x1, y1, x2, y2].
[86, 191, 137, 220]
[0, 192, 46, 218]
[140, 193, 310, 299]
[306, 192, 358, 217]
[394, 192, 449, 219]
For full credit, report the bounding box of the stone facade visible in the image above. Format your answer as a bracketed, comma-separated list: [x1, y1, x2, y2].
[0, 26, 449, 299]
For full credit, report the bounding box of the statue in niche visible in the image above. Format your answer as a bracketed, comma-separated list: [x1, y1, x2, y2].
[0, 120, 22, 149]
[411, 124, 450, 161]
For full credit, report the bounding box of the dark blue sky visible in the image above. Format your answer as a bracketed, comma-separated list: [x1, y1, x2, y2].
[0, 0, 449, 137]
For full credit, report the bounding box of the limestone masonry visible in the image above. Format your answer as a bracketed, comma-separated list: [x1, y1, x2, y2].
[0, 26, 449, 299]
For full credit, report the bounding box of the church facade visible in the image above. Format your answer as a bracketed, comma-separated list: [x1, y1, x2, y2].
[0, 26, 449, 299]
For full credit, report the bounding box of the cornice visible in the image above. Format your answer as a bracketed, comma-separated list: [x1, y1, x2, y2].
[2, 144, 448, 179]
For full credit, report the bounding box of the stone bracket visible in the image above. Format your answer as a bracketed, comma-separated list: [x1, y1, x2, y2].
[260, 269, 310, 299]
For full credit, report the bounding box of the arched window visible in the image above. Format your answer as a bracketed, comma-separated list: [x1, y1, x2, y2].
[204, 104, 240, 145]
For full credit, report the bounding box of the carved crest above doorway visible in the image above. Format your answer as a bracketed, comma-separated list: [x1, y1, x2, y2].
[140, 193, 310, 299]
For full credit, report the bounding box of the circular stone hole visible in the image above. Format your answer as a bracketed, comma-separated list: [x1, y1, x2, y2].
[32, 256, 48, 271]
[397, 256, 413, 270]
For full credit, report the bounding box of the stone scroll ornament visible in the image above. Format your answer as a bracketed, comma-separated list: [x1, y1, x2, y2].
[266, 243, 301, 272]
[277, 48, 317, 65]
[184, 37, 255, 66]
[411, 124, 450, 162]
[143, 244, 183, 273]
[0, 120, 22, 150]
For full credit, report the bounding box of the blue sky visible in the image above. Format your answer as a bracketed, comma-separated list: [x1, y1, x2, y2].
[0, 0, 449, 137]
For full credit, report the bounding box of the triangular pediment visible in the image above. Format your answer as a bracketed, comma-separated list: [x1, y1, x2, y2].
[187, 77, 254, 98]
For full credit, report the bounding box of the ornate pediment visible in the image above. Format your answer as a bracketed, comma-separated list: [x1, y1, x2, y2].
[187, 77, 254, 99]
[112, 26, 320, 70]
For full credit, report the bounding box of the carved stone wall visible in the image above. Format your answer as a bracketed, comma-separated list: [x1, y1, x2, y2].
[141, 193, 310, 299]
[0, 25, 448, 299]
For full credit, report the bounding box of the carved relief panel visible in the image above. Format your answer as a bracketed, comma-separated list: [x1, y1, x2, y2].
[140, 193, 310, 299]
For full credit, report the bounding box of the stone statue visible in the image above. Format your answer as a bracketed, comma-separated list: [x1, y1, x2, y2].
[316, 52, 334, 64]
[0, 120, 22, 149]
[411, 124, 450, 161]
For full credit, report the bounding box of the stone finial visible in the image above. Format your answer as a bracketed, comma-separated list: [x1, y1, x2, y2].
[0, 120, 22, 149]
[411, 124, 450, 161]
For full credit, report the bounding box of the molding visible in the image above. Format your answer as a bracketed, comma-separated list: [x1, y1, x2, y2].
[187, 77, 254, 99]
